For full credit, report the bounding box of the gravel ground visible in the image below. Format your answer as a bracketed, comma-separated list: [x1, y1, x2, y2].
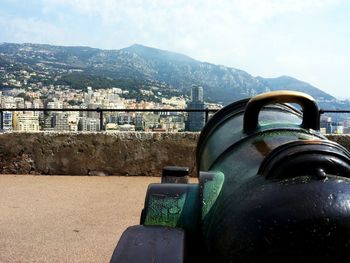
[0, 175, 160, 263]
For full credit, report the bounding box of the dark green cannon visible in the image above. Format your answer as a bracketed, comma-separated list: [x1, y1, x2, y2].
[110, 91, 350, 263]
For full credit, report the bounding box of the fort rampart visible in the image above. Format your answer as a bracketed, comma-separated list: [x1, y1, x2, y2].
[0, 132, 348, 176]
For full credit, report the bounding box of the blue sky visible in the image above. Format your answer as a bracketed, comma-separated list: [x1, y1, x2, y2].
[0, 0, 349, 98]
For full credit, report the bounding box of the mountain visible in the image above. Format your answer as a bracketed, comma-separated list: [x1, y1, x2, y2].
[118, 44, 272, 103]
[257, 76, 334, 101]
[0, 42, 337, 105]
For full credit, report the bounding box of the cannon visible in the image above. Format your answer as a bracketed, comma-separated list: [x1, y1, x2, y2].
[110, 91, 350, 262]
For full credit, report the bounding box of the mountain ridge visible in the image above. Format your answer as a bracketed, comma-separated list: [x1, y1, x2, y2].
[0, 42, 337, 105]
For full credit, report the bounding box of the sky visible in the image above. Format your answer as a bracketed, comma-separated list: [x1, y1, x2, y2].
[0, 0, 349, 98]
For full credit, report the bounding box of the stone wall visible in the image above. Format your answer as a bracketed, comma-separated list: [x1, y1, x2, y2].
[0, 132, 349, 176]
[0, 132, 199, 176]
[325, 135, 350, 150]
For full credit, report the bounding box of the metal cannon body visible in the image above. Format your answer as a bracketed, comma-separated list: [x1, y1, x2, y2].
[111, 91, 350, 263]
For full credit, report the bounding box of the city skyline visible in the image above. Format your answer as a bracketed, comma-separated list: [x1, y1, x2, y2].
[0, 83, 221, 133]
[0, 84, 347, 135]
[0, 0, 349, 99]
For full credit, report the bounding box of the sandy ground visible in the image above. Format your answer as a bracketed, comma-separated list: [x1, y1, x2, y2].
[0, 175, 160, 263]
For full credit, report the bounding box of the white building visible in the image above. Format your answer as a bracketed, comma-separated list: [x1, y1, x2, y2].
[78, 117, 100, 131]
[13, 112, 40, 132]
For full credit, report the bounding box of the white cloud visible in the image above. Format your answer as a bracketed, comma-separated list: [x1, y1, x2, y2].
[233, 0, 341, 23]
[45, 0, 342, 25]
[1, 0, 348, 97]
[0, 14, 68, 45]
[40, 0, 342, 55]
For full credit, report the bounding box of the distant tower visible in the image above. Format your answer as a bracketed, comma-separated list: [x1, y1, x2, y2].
[186, 85, 206, 131]
[191, 85, 203, 102]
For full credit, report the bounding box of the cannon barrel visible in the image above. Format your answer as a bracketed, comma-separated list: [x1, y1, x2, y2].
[111, 91, 350, 263]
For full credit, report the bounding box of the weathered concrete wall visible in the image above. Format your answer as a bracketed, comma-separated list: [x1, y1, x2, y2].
[325, 135, 350, 150]
[0, 132, 349, 176]
[0, 132, 199, 176]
